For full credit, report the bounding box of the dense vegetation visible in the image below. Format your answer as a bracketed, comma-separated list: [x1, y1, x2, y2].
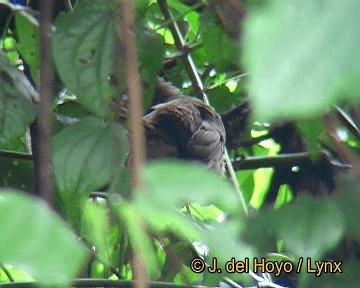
[0, 0, 359, 287]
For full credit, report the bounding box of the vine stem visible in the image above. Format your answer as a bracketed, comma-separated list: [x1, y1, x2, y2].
[119, 1, 148, 288]
[37, 0, 55, 207]
[158, 0, 248, 216]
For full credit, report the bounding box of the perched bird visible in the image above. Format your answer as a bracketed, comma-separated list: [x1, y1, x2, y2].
[142, 78, 226, 173]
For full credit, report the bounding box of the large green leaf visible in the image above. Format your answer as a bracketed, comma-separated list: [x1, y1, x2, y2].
[53, 117, 126, 195]
[141, 161, 239, 214]
[53, 0, 121, 116]
[53, 117, 126, 228]
[0, 190, 88, 286]
[134, 161, 241, 240]
[243, 0, 360, 120]
[115, 200, 160, 278]
[0, 52, 37, 147]
[333, 175, 360, 236]
[132, 161, 253, 284]
[272, 195, 345, 259]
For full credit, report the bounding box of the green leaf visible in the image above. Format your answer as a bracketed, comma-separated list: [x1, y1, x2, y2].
[202, 221, 255, 286]
[167, 0, 192, 15]
[134, 161, 241, 250]
[134, 161, 254, 285]
[115, 200, 160, 278]
[200, 8, 238, 72]
[53, 117, 126, 195]
[273, 184, 293, 209]
[53, 0, 122, 116]
[14, 12, 39, 83]
[82, 201, 111, 263]
[0, 190, 88, 287]
[207, 85, 241, 113]
[249, 168, 273, 209]
[272, 195, 345, 259]
[333, 175, 360, 236]
[303, 259, 360, 288]
[243, 0, 360, 120]
[142, 161, 239, 214]
[297, 118, 324, 152]
[0, 52, 37, 146]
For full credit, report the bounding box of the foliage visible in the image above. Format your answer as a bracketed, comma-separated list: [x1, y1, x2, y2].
[0, 0, 359, 288]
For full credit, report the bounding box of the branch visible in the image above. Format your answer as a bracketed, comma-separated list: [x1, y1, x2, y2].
[335, 105, 360, 142]
[36, 0, 55, 207]
[119, 1, 148, 288]
[158, 0, 248, 216]
[0, 150, 32, 161]
[233, 153, 312, 170]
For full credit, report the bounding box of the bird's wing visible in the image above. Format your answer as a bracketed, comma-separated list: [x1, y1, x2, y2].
[187, 120, 225, 172]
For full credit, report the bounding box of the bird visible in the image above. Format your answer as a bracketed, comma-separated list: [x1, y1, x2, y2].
[141, 78, 226, 173]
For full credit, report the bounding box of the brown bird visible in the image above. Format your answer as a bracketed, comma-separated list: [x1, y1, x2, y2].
[142, 78, 226, 173]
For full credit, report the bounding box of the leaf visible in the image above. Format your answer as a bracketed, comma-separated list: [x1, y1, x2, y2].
[0, 190, 88, 287]
[115, 200, 160, 278]
[14, 12, 39, 82]
[297, 118, 324, 153]
[134, 161, 240, 248]
[200, 8, 238, 72]
[243, 0, 360, 120]
[303, 259, 360, 288]
[53, 117, 126, 195]
[333, 175, 360, 236]
[133, 161, 254, 285]
[82, 201, 111, 263]
[53, 0, 122, 116]
[236, 170, 254, 204]
[0, 52, 37, 147]
[207, 85, 241, 113]
[141, 161, 239, 214]
[202, 221, 255, 286]
[167, 0, 192, 14]
[272, 195, 345, 259]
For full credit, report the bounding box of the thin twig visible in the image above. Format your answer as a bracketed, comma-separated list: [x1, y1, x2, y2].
[335, 105, 360, 142]
[0, 150, 32, 161]
[37, 0, 55, 207]
[119, 1, 148, 288]
[222, 277, 244, 288]
[207, 73, 248, 91]
[158, 0, 248, 216]
[62, 0, 73, 11]
[0, 263, 14, 282]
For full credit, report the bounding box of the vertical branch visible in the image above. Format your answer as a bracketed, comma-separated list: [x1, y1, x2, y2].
[36, 0, 55, 207]
[158, 0, 248, 216]
[119, 1, 148, 288]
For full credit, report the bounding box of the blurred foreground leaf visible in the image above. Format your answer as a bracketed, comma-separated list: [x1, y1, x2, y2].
[0, 190, 88, 287]
[243, 0, 360, 120]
